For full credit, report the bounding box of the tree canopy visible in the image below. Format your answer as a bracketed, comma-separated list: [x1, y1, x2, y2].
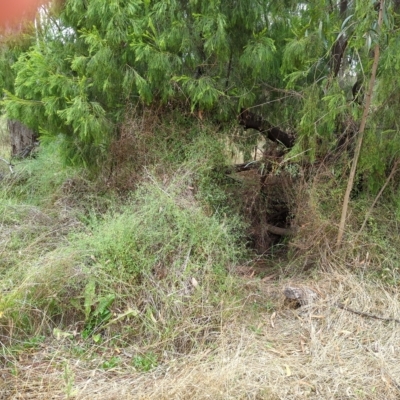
[1, 0, 399, 188]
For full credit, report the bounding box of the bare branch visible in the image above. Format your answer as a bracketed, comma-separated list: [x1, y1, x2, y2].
[238, 109, 295, 148]
[265, 224, 297, 236]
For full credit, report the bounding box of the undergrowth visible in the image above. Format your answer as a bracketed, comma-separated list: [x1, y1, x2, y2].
[0, 118, 248, 362]
[288, 162, 400, 282]
[2, 112, 400, 399]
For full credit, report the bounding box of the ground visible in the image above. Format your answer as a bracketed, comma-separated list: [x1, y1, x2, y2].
[2, 268, 400, 400]
[2, 119, 400, 399]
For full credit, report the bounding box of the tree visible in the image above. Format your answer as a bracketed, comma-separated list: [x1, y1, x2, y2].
[337, 0, 385, 246]
[0, 0, 399, 212]
[8, 119, 38, 157]
[0, 0, 297, 167]
[0, 30, 38, 158]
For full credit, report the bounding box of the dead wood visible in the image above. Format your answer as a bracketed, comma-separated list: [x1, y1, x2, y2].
[238, 109, 295, 148]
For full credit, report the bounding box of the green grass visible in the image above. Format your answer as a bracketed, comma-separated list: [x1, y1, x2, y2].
[0, 125, 248, 361]
[1, 170, 245, 352]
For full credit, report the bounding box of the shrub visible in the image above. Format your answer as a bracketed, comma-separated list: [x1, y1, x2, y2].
[0, 168, 246, 354]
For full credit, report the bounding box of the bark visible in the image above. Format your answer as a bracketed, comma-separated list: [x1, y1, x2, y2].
[339, 0, 348, 15]
[331, 36, 348, 77]
[8, 119, 38, 157]
[331, 0, 348, 77]
[238, 109, 295, 148]
[336, 0, 384, 247]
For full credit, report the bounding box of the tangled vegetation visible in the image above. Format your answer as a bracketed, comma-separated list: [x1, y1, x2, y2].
[1, 0, 400, 399]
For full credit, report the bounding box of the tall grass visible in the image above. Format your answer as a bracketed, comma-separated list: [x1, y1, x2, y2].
[2, 113, 400, 399]
[0, 116, 10, 158]
[0, 125, 248, 358]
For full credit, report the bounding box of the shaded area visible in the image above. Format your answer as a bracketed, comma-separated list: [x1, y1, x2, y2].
[226, 145, 296, 255]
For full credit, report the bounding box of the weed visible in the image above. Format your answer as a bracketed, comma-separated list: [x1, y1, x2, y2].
[63, 361, 77, 399]
[81, 290, 115, 340]
[1, 335, 45, 357]
[2, 141, 75, 204]
[248, 325, 263, 335]
[101, 356, 121, 370]
[2, 113, 400, 400]
[132, 353, 158, 372]
[0, 161, 246, 357]
[69, 344, 87, 357]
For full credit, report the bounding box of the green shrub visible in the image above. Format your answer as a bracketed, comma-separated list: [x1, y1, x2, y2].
[0, 168, 246, 353]
[85, 172, 242, 280]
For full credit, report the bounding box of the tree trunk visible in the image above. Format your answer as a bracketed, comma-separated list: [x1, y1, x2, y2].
[329, 1, 349, 78]
[8, 120, 38, 158]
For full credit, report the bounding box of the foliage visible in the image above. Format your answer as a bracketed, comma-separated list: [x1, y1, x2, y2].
[0, 31, 34, 95]
[0, 0, 292, 166]
[0, 139, 246, 352]
[132, 353, 158, 372]
[0, 0, 398, 194]
[0, 0, 399, 287]
[0, 139, 75, 203]
[82, 173, 243, 281]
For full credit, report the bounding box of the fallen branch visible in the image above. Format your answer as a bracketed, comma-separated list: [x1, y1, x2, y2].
[336, 302, 400, 324]
[265, 223, 297, 236]
[222, 161, 262, 174]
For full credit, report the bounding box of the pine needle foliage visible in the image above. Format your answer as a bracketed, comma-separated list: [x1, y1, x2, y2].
[0, 0, 399, 190]
[0, 0, 296, 167]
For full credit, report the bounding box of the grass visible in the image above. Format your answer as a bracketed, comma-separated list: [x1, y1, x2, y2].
[0, 116, 12, 178]
[1, 116, 400, 399]
[2, 268, 400, 399]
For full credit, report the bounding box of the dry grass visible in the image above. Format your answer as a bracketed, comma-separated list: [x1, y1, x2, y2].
[2, 267, 400, 400]
[0, 117, 11, 176]
[2, 116, 400, 399]
[0, 117, 10, 155]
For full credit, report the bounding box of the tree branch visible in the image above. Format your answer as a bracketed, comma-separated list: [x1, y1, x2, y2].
[265, 224, 297, 236]
[238, 109, 295, 148]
